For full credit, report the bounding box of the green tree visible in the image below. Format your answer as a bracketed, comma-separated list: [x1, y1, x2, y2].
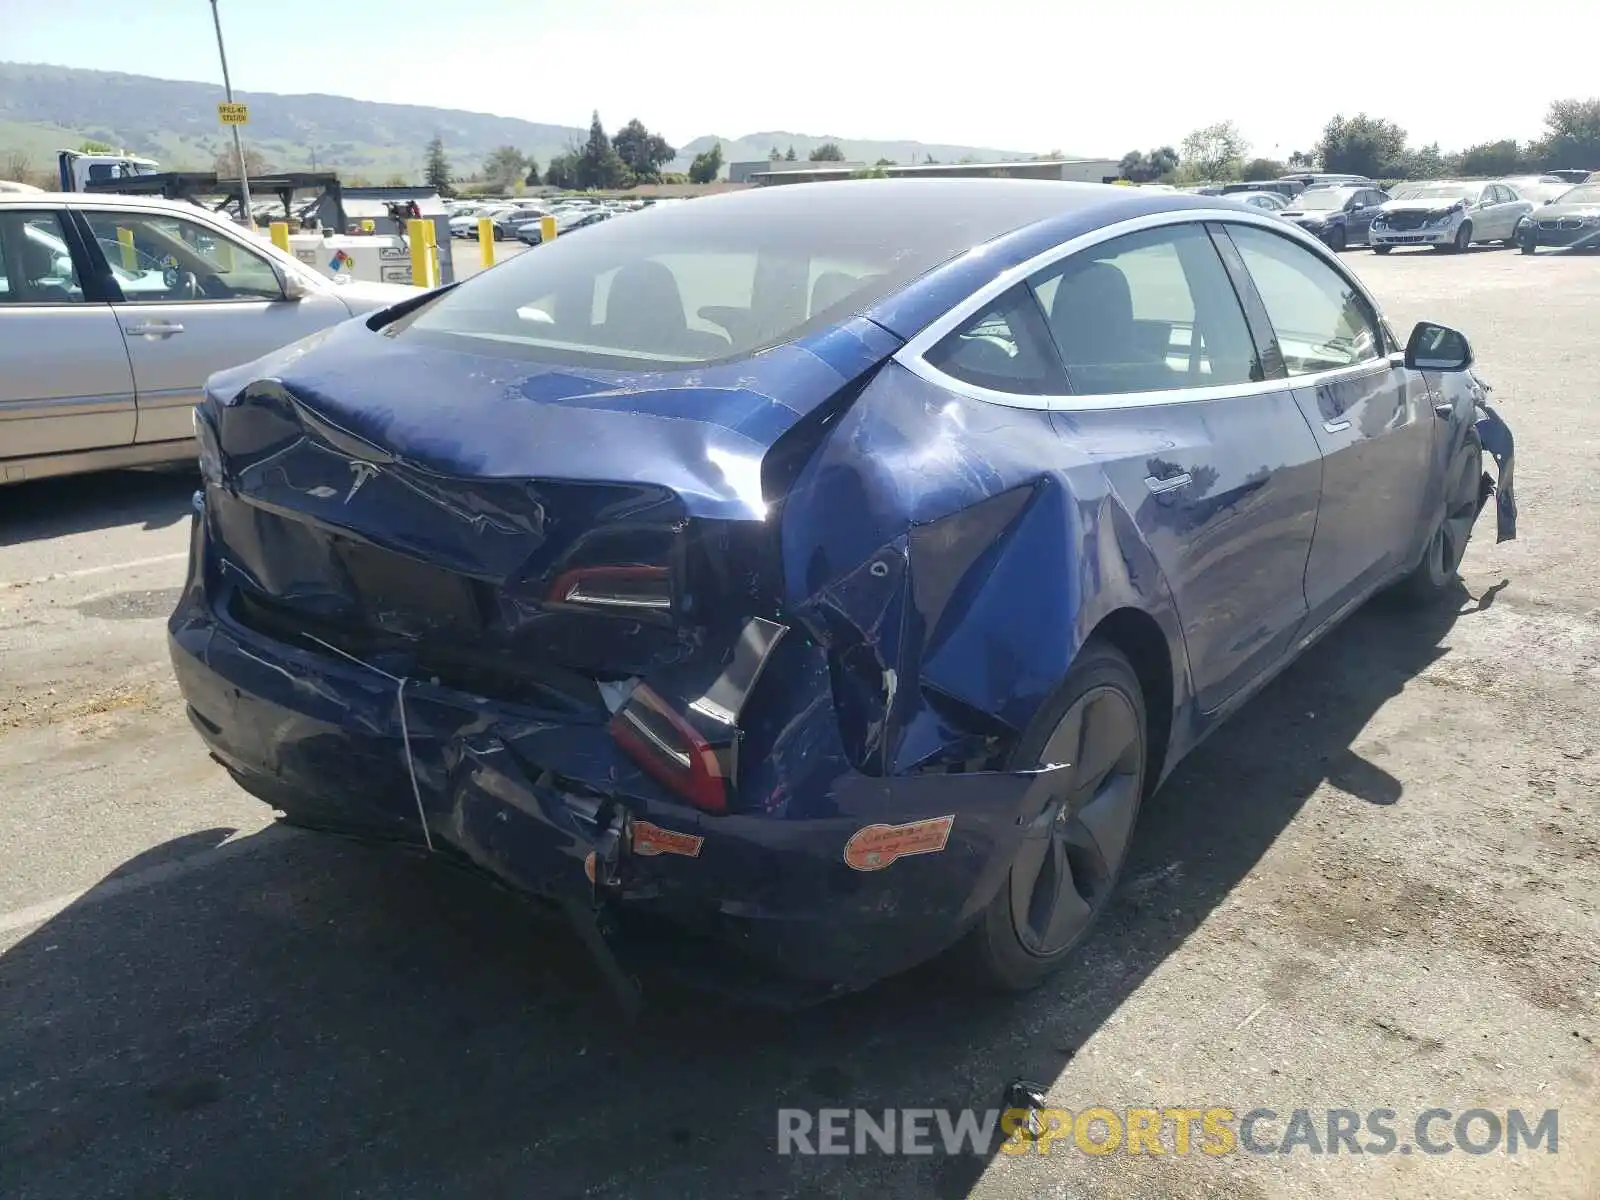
[1286, 149, 1316, 170]
[1457, 139, 1529, 177]
[1533, 97, 1600, 170]
[483, 145, 529, 191]
[576, 111, 628, 189]
[1180, 121, 1248, 182]
[524, 158, 541, 187]
[78, 139, 115, 154]
[687, 140, 723, 184]
[874, 157, 896, 166]
[769, 146, 782, 161]
[1147, 146, 1179, 178]
[384, 173, 407, 186]
[544, 151, 580, 190]
[1118, 146, 1179, 182]
[1315, 114, 1408, 178]
[808, 141, 845, 162]
[424, 135, 453, 196]
[610, 118, 675, 184]
[784, 145, 797, 161]
[1240, 156, 1286, 180]
[214, 146, 271, 178]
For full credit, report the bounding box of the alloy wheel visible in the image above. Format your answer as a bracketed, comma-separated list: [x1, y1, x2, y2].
[1009, 686, 1143, 957]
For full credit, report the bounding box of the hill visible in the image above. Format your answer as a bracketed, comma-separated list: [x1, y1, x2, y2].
[672, 132, 1039, 171]
[0, 62, 1043, 185]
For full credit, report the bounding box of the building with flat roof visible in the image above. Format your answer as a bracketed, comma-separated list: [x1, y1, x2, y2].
[728, 159, 869, 184]
[749, 158, 1119, 186]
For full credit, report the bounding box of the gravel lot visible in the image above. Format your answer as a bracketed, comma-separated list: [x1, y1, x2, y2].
[1, 246, 1596, 1200]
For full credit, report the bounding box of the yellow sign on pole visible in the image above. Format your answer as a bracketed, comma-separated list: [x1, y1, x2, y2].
[217, 103, 250, 126]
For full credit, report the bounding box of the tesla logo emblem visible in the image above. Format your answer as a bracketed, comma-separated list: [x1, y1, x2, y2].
[344, 461, 377, 503]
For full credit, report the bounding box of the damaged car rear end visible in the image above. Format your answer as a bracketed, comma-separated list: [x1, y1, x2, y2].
[170, 184, 1096, 1004]
[170, 180, 1517, 1006]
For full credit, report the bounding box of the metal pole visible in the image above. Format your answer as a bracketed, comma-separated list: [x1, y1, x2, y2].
[209, 0, 255, 228]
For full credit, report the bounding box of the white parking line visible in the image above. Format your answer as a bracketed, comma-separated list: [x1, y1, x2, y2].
[1, 551, 188, 591]
[0, 824, 299, 936]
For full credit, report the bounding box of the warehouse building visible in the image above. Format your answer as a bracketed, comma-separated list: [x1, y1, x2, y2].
[747, 157, 1119, 186]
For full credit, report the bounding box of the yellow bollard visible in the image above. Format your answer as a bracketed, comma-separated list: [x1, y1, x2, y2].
[421, 218, 439, 285]
[408, 219, 432, 287]
[269, 221, 291, 253]
[478, 217, 495, 267]
[116, 227, 137, 271]
[540, 215, 556, 245]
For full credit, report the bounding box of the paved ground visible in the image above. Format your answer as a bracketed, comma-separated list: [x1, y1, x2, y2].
[450, 234, 528, 280]
[1, 246, 1597, 1200]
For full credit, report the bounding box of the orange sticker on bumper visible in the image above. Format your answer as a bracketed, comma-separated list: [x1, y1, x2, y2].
[630, 820, 705, 858]
[843, 815, 955, 871]
[583, 851, 597, 882]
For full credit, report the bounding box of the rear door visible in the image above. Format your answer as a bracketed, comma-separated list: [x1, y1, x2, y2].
[1014, 220, 1325, 711]
[0, 207, 135, 473]
[75, 207, 346, 444]
[1221, 221, 1432, 625]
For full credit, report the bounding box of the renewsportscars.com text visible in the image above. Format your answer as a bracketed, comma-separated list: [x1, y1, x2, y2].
[777, 1106, 1559, 1157]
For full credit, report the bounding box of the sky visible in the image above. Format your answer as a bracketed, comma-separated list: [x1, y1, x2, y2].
[8, 0, 1592, 157]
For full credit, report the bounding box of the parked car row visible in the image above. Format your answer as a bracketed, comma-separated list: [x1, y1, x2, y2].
[445, 195, 644, 242]
[1211, 173, 1599, 256]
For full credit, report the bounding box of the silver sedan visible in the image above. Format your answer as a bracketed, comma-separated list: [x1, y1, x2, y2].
[0, 193, 418, 484]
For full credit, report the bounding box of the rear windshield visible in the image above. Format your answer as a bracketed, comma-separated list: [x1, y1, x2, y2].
[386, 183, 1071, 368]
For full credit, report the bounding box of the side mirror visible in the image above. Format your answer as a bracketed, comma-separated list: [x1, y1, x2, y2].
[276, 265, 310, 301]
[1405, 321, 1473, 372]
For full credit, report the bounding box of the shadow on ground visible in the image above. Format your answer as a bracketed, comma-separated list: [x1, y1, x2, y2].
[0, 469, 197, 546]
[0, 587, 1484, 1200]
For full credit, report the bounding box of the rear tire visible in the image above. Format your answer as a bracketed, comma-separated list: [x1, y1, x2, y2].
[1396, 429, 1483, 603]
[960, 640, 1148, 992]
[1520, 238, 1537, 255]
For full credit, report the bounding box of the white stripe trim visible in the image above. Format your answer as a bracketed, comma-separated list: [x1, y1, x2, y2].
[894, 207, 1394, 412]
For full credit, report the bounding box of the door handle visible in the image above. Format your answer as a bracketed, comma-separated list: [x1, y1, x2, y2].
[124, 322, 185, 337]
[1143, 471, 1192, 494]
[1433, 403, 1454, 418]
[1323, 419, 1352, 433]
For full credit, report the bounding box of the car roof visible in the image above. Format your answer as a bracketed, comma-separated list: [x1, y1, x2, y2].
[573, 177, 1233, 242]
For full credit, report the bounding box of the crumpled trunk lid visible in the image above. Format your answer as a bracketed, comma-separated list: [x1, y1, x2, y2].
[198, 314, 901, 710]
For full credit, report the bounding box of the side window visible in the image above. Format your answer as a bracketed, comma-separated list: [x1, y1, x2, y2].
[1031, 223, 1260, 395]
[81, 211, 284, 303]
[923, 284, 1065, 395]
[1226, 223, 1383, 375]
[0, 211, 86, 304]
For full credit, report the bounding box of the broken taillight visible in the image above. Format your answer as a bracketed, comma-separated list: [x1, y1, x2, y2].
[547, 565, 673, 613]
[608, 683, 729, 814]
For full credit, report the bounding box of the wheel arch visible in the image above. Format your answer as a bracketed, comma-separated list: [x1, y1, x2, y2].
[1086, 606, 1177, 790]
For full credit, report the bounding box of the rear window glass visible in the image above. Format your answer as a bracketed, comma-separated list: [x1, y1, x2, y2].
[385, 183, 1072, 367]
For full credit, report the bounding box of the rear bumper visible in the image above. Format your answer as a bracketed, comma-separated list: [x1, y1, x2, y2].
[168, 499, 1065, 1001]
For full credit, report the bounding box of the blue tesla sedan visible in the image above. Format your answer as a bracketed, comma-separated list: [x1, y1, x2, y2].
[170, 180, 1516, 1004]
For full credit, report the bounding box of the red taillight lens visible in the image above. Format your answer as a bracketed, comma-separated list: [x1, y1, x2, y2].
[608, 683, 728, 814]
[548, 565, 672, 613]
